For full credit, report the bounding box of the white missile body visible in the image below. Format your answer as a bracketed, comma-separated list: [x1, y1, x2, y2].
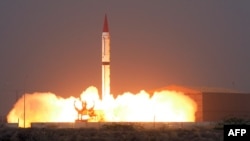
[102, 15, 110, 100]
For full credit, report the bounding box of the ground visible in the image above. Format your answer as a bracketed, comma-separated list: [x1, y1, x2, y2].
[0, 124, 223, 141]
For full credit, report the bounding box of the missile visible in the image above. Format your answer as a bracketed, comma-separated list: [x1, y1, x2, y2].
[102, 14, 110, 100]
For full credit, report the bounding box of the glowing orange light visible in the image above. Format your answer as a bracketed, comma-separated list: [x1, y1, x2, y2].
[7, 86, 197, 128]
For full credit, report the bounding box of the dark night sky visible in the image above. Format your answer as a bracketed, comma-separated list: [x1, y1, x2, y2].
[0, 1, 250, 116]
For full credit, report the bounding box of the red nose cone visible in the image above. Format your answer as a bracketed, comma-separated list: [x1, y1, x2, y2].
[103, 14, 109, 32]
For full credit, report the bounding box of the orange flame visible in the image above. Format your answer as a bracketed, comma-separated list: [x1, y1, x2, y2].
[7, 86, 197, 127]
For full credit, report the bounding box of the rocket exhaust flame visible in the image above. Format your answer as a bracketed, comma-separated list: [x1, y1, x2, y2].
[7, 86, 197, 128]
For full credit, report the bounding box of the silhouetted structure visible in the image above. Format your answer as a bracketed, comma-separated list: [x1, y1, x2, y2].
[74, 99, 96, 121]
